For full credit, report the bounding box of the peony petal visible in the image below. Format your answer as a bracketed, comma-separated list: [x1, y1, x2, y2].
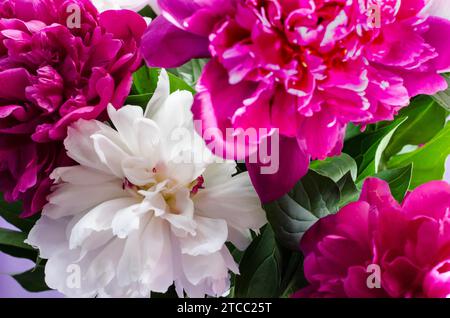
[246, 136, 310, 203]
[144, 69, 170, 119]
[402, 180, 450, 219]
[142, 16, 210, 68]
[180, 216, 228, 256]
[44, 181, 126, 219]
[422, 17, 450, 72]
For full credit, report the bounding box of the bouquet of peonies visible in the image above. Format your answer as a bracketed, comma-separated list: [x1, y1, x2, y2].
[0, 0, 449, 298]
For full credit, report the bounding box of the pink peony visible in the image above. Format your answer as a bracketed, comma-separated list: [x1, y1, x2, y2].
[142, 0, 450, 203]
[293, 178, 450, 298]
[0, 0, 146, 217]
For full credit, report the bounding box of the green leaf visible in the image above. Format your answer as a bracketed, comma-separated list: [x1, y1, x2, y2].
[125, 93, 153, 108]
[264, 171, 340, 251]
[234, 226, 282, 298]
[127, 66, 196, 108]
[344, 123, 363, 141]
[310, 153, 357, 182]
[12, 265, 50, 293]
[168, 72, 196, 94]
[132, 66, 159, 95]
[0, 228, 37, 261]
[279, 251, 307, 297]
[0, 194, 36, 233]
[344, 118, 406, 181]
[138, 5, 157, 19]
[432, 74, 450, 111]
[168, 59, 207, 87]
[336, 172, 360, 208]
[384, 96, 447, 159]
[373, 164, 413, 202]
[388, 123, 450, 188]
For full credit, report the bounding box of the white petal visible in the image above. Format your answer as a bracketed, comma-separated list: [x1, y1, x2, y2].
[107, 104, 143, 154]
[44, 249, 97, 297]
[116, 228, 143, 287]
[65, 119, 112, 173]
[180, 249, 231, 286]
[202, 161, 237, 188]
[144, 69, 170, 119]
[135, 118, 162, 159]
[122, 157, 156, 186]
[70, 197, 138, 248]
[51, 165, 116, 185]
[26, 216, 70, 259]
[152, 90, 194, 138]
[143, 218, 174, 293]
[85, 239, 126, 291]
[161, 188, 196, 235]
[166, 155, 206, 186]
[111, 203, 148, 239]
[227, 226, 252, 251]
[194, 172, 267, 232]
[92, 134, 129, 178]
[180, 216, 228, 256]
[44, 181, 126, 219]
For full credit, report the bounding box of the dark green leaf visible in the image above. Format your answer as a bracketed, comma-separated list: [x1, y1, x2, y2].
[310, 153, 357, 182]
[344, 123, 362, 141]
[344, 118, 406, 181]
[373, 164, 413, 202]
[0, 228, 37, 261]
[336, 172, 360, 207]
[0, 194, 36, 233]
[264, 171, 340, 251]
[125, 93, 153, 108]
[138, 5, 157, 19]
[234, 226, 282, 298]
[12, 265, 50, 292]
[279, 251, 307, 297]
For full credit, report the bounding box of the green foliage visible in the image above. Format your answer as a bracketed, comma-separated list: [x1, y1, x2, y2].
[13, 265, 50, 292]
[344, 118, 406, 181]
[384, 96, 447, 159]
[0, 227, 36, 261]
[0, 195, 36, 233]
[127, 66, 196, 107]
[234, 226, 283, 297]
[264, 154, 359, 251]
[169, 59, 208, 87]
[388, 122, 450, 188]
[373, 165, 413, 203]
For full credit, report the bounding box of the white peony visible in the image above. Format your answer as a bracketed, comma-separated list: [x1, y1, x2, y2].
[92, 0, 160, 14]
[26, 70, 266, 298]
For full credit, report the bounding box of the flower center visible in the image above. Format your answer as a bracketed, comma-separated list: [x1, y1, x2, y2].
[121, 169, 206, 211]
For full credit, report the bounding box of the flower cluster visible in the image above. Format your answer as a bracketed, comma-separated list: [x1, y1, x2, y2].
[0, 0, 146, 216]
[142, 0, 450, 202]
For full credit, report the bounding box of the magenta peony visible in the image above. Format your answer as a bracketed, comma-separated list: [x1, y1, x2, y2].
[142, 0, 450, 203]
[0, 0, 146, 217]
[293, 178, 450, 298]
